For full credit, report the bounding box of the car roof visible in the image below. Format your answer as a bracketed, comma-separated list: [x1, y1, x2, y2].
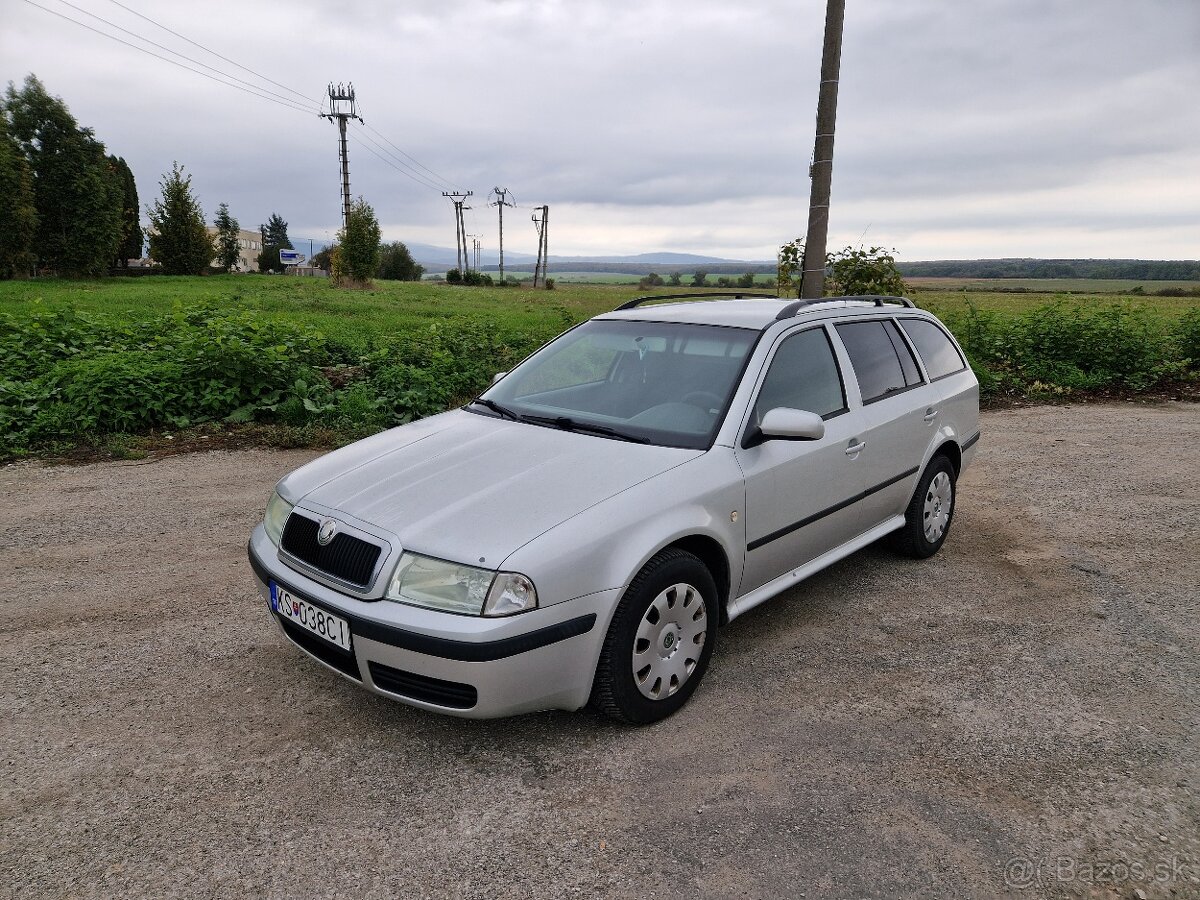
[596, 294, 930, 330]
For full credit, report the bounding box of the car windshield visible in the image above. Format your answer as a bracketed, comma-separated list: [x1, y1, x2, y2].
[475, 319, 759, 449]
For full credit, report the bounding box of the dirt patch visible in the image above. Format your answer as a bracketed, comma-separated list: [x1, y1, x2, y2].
[2, 403, 1198, 898]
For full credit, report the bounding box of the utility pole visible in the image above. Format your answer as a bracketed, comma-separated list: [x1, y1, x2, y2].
[442, 191, 473, 273]
[320, 83, 362, 231]
[489, 187, 516, 281]
[799, 0, 846, 299]
[540, 206, 549, 285]
[531, 208, 544, 287]
[531, 205, 549, 287]
[465, 235, 481, 273]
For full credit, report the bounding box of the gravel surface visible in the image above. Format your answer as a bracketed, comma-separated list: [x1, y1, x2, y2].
[2, 403, 1198, 899]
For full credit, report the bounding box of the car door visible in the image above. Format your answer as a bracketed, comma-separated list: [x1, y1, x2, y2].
[831, 318, 935, 531]
[734, 324, 868, 595]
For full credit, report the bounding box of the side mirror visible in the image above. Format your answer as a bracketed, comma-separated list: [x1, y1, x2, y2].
[492, 371, 507, 385]
[759, 407, 825, 441]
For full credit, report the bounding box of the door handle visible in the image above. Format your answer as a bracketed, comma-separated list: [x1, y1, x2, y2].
[845, 440, 866, 456]
[923, 408, 939, 424]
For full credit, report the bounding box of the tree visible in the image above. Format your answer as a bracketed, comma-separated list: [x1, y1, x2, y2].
[691, 270, 708, 287]
[668, 271, 682, 286]
[257, 213, 292, 273]
[777, 237, 804, 297]
[737, 272, 755, 288]
[110, 156, 141, 265]
[376, 240, 424, 281]
[331, 196, 381, 284]
[311, 244, 334, 271]
[147, 162, 211, 275]
[826, 246, 907, 297]
[213, 203, 241, 273]
[4, 75, 123, 276]
[0, 116, 37, 278]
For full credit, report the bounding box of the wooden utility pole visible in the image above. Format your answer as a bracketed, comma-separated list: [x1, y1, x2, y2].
[799, 0, 846, 299]
[531, 205, 549, 287]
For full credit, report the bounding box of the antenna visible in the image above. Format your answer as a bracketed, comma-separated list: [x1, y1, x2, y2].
[320, 83, 363, 230]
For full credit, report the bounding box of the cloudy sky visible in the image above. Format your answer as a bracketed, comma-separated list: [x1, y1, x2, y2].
[5, 0, 1199, 262]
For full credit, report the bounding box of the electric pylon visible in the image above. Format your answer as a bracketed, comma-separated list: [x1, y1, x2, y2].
[320, 83, 362, 231]
[489, 187, 516, 281]
[442, 191, 473, 274]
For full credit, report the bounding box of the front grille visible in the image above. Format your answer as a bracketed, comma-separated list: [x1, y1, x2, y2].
[277, 616, 362, 681]
[281, 513, 382, 588]
[368, 661, 478, 709]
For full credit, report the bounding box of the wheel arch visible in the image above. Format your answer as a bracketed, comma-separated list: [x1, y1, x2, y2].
[662, 534, 733, 625]
[932, 437, 962, 476]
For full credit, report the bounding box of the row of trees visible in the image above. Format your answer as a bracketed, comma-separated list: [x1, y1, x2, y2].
[1, 75, 141, 278]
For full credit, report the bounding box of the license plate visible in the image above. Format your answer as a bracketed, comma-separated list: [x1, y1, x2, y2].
[270, 581, 352, 651]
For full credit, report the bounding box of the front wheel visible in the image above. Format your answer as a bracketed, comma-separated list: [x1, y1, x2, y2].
[896, 455, 957, 558]
[590, 549, 718, 725]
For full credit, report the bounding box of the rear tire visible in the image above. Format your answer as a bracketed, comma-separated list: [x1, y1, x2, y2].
[896, 454, 957, 559]
[590, 549, 718, 725]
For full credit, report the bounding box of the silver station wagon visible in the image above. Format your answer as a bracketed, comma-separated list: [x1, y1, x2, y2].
[248, 293, 979, 723]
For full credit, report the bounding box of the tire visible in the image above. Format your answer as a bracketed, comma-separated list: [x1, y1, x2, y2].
[896, 454, 957, 559]
[590, 548, 718, 725]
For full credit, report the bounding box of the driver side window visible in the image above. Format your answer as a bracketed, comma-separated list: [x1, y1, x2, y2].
[752, 327, 847, 425]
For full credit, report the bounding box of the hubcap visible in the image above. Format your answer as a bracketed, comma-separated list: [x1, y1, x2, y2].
[632, 582, 707, 700]
[923, 471, 953, 542]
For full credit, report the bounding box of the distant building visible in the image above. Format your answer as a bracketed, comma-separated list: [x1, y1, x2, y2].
[206, 227, 263, 272]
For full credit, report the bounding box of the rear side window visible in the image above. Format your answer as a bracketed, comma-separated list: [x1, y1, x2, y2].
[752, 327, 846, 423]
[835, 320, 922, 403]
[899, 319, 967, 380]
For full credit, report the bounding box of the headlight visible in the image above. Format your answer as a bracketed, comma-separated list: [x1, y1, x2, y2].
[386, 552, 538, 617]
[264, 491, 294, 546]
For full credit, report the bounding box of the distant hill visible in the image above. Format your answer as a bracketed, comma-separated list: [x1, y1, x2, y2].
[405, 244, 1200, 281]
[899, 259, 1200, 281]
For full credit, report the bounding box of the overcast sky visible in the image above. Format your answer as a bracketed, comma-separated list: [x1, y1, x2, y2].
[5, 0, 1199, 262]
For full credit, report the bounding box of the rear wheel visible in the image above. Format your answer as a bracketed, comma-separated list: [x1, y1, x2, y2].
[896, 455, 957, 558]
[591, 549, 717, 724]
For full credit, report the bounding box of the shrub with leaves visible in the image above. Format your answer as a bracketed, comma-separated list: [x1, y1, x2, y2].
[332, 196, 381, 284]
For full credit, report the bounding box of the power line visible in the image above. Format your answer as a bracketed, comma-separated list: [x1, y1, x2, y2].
[46, 0, 319, 112]
[100, 0, 318, 105]
[20, 0, 315, 116]
[362, 122, 455, 192]
[350, 122, 448, 193]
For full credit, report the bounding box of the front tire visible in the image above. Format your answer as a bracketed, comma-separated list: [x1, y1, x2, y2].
[897, 454, 957, 559]
[590, 549, 718, 725]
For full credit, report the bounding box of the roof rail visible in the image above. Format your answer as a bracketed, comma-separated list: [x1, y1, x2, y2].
[614, 291, 780, 311]
[774, 294, 915, 321]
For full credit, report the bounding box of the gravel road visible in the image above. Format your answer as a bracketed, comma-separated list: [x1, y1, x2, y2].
[2, 404, 1198, 899]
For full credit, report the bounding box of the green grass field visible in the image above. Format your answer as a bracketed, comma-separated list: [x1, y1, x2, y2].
[3, 275, 1196, 343]
[1, 275, 1196, 459]
[908, 276, 1200, 295]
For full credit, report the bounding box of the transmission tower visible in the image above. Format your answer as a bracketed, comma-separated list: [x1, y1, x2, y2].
[320, 83, 362, 230]
[442, 191, 473, 273]
[489, 187, 516, 281]
[531, 205, 549, 287]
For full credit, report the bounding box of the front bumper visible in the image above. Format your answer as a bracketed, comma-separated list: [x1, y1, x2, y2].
[248, 526, 617, 718]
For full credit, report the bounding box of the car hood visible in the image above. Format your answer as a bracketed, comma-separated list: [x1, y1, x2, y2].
[281, 409, 702, 567]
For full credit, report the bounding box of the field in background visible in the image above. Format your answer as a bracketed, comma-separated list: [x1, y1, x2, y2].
[1, 276, 1197, 459]
[908, 276, 1200, 294]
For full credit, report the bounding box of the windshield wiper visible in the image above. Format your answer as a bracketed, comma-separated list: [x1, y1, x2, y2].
[519, 414, 650, 444]
[468, 397, 521, 421]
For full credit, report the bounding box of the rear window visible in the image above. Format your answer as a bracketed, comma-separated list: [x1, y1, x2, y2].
[835, 320, 921, 403]
[899, 319, 967, 380]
